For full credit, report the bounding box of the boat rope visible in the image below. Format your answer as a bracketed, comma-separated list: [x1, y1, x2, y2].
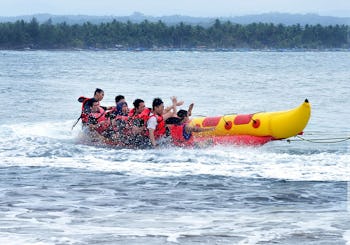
[222, 114, 232, 125]
[71, 116, 81, 130]
[285, 135, 350, 144]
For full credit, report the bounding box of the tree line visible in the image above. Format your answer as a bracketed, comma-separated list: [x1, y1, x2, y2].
[0, 18, 349, 50]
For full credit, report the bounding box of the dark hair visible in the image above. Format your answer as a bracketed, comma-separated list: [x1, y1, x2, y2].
[133, 98, 144, 109]
[116, 102, 128, 115]
[94, 88, 104, 95]
[177, 109, 188, 119]
[152, 98, 163, 110]
[165, 117, 182, 125]
[115, 95, 125, 104]
[88, 98, 99, 107]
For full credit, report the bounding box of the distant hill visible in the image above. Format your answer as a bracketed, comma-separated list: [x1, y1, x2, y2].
[223, 13, 350, 26]
[0, 12, 350, 26]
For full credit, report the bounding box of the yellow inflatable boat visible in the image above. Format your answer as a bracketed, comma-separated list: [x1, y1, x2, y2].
[189, 99, 311, 146]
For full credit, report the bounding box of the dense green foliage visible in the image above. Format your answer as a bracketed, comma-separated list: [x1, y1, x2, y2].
[0, 18, 349, 49]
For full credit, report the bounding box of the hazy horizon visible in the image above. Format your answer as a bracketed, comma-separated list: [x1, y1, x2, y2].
[1, 11, 350, 19]
[1, 0, 350, 18]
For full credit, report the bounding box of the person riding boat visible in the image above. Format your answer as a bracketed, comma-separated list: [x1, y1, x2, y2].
[115, 101, 129, 116]
[87, 98, 110, 135]
[74, 88, 106, 129]
[147, 98, 167, 147]
[128, 99, 150, 129]
[126, 99, 152, 148]
[107, 94, 127, 114]
[166, 108, 215, 147]
[147, 96, 186, 147]
[109, 101, 130, 130]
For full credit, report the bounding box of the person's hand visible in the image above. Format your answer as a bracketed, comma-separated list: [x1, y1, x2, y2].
[188, 103, 194, 116]
[170, 96, 183, 106]
[176, 101, 184, 106]
[170, 96, 177, 105]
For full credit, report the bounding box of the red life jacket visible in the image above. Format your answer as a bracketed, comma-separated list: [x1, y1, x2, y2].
[88, 107, 109, 134]
[114, 115, 130, 125]
[170, 124, 193, 147]
[128, 108, 135, 117]
[106, 106, 117, 117]
[129, 107, 151, 127]
[78, 96, 92, 123]
[148, 114, 166, 139]
[140, 108, 151, 123]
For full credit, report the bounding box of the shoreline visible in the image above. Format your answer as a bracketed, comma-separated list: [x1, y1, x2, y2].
[1, 47, 350, 52]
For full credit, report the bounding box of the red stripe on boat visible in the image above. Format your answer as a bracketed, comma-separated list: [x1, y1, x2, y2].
[202, 117, 221, 127]
[234, 114, 253, 125]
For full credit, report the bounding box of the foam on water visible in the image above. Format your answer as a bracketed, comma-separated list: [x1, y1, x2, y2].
[0, 202, 347, 245]
[0, 121, 348, 181]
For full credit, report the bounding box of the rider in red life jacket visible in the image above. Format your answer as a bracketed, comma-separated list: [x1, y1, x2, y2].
[147, 98, 165, 147]
[87, 98, 110, 135]
[108, 95, 126, 114]
[147, 97, 184, 147]
[146, 98, 168, 147]
[78, 88, 106, 125]
[166, 108, 215, 147]
[129, 99, 150, 133]
[107, 95, 129, 125]
[109, 101, 132, 141]
[108, 101, 129, 119]
[118, 98, 150, 148]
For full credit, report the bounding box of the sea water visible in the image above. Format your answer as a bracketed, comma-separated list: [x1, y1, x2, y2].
[0, 50, 349, 244]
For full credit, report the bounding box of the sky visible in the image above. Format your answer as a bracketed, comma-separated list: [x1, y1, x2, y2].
[1, 0, 350, 17]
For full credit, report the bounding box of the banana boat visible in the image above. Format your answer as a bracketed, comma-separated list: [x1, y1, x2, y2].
[189, 99, 311, 146]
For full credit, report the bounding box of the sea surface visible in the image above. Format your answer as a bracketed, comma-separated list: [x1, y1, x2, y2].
[0, 50, 349, 244]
